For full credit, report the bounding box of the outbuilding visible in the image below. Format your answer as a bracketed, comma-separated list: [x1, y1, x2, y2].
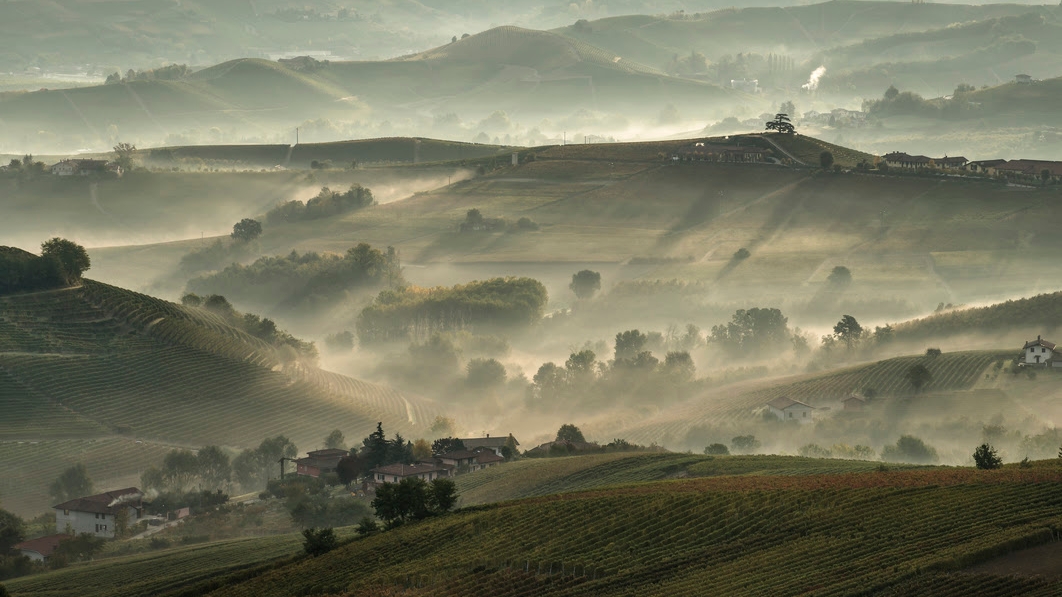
[767, 397, 816, 423]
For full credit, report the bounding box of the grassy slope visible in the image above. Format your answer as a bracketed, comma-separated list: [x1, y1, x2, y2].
[184, 464, 1062, 597]
[0, 280, 441, 515]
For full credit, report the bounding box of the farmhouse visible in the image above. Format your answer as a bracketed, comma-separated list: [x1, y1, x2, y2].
[767, 397, 816, 423]
[842, 396, 866, 412]
[883, 152, 931, 170]
[1022, 335, 1058, 367]
[294, 448, 348, 478]
[51, 159, 118, 177]
[994, 159, 1062, 183]
[966, 159, 1006, 175]
[13, 534, 71, 563]
[460, 434, 519, 457]
[54, 487, 143, 539]
[369, 462, 449, 486]
[936, 156, 968, 169]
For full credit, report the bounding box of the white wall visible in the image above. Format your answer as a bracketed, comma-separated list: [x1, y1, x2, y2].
[1026, 346, 1053, 364]
[55, 506, 138, 539]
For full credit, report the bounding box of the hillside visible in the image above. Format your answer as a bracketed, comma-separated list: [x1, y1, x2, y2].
[0, 280, 441, 515]
[23, 463, 1060, 597]
[0, 27, 742, 154]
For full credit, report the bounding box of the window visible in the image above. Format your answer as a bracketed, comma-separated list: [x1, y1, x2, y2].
[63, 509, 69, 515]
[788, 412, 793, 418]
[803, 412, 807, 418]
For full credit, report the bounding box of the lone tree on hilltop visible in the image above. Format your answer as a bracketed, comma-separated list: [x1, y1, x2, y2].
[820, 151, 835, 170]
[556, 424, 586, 443]
[569, 269, 602, 299]
[41, 237, 90, 283]
[905, 363, 932, 393]
[231, 218, 262, 243]
[973, 443, 1003, 469]
[765, 113, 795, 134]
[113, 142, 136, 170]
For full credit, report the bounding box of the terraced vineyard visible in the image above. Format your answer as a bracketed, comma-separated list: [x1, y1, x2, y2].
[456, 452, 924, 506]
[0, 280, 443, 515]
[616, 350, 1011, 444]
[187, 465, 1062, 597]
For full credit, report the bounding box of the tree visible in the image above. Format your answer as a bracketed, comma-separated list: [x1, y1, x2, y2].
[973, 443, 1003, 469]
[356, 516, 379, 535]
[431, 437, 465, 455]
[663, 351, 696, 382]
[336, 454, 365, 486]
[925, 348, 942, 357]
[162, 449, 199, 490]
[302, 527, 338, 557]
[0, 509, 25, 554]
[181, 293, 202, 307]
[731, 435, 761, 453]
[779, 100, 796, 117]
[466, 358, 506, 388]
[882, 435, 938, 463]
[412, 439, 432, 461]
[556, 424, 586, 443]
[231, 218, 262, 243]
[465, 209, 484, 228]
[1042, 169, 1052, 186]
[427, 478, 458, 512]
[827, 267, 851, 287]
[569, 270, 602, 299]
[614, 330, 649, 361]
[832, 315, 863, 349]
[884, 85, 900, 100]
[905, 364, 933, 392]
[112, 143, 136, 170]
[40, 238, 90, 283]
[765, 113, 795, 134]
[324, 430, 346, 451]
[704, 443, 729, 455]
[710, 308, 790, 355]
[196, 446, 231, 489]
[49, 464, 93, 505]
[820, 151, 834, 170]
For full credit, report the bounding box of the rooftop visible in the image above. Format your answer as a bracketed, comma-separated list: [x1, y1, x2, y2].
[768, 396, 814, 410]
[371, 462, 448, 477]
[53, 487, 142, 514]
[14, 534, 72, 558]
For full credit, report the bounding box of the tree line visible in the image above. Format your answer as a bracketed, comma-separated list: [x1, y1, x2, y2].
[356, 277, 548, 344]
[179, 293, 319, 362]
[187, 243, 402, 312]
[266, 185, 375, 225]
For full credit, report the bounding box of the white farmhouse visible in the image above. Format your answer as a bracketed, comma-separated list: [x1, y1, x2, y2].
[54, 487, 143, 539]
[1022, 336, 1057, 366]
[767, 396, 816, 423]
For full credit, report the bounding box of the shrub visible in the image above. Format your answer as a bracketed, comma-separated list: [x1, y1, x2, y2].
[356, 516, 379, 536]
[302, 527, 338, 557]
[973, 443, 1003, 470]
[703, 443, 729, 455]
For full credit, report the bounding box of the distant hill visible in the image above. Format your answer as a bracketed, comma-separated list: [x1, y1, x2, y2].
[893, 291, 1062, 343]
[0, 27, 741, 154]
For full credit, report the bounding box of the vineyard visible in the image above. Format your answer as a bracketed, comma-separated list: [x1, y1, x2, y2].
[455, 452, 924, 507]
[758, 132, 878, 168]
[0, 280, 443, 515]
[180, 465, 1062, 597]
[615, 350, 1011, 444]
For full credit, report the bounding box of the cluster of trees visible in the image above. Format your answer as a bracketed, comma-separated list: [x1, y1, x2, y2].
[266, 476, 370, 529]
[709, 308, 799, 356]
[105, 64, 192, 84]
[230, 436, 298, 490]
[180, 293, 319, 362]
[266, 185, 375, 224]
[141, 446, 232, 494]
[187, 243, 402, 311]
[335, 423, 417, 485]
[0, 239, 91, 295]
[569, 270, 601, 299]
[703, 435, 762, 455]
[371, 478, 458, 527]
[528, 330, 698, 411]
[2, 155, 46, 179]
[356, 277, 548, 344]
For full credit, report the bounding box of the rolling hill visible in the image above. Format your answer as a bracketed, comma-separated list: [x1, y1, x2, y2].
[10, 460, 1062, 596]
[0, 279, 441, 515]
[0, 27, 743, 154]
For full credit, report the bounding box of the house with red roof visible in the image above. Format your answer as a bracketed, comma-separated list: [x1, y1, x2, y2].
[13, 534, 72, 563]
[1022, 336, 1058, 367]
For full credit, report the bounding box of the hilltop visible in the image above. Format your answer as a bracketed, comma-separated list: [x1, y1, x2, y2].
[11, 461, 1062, 596]
[0, 27, 741, 154]
[0, 279, 440, 515]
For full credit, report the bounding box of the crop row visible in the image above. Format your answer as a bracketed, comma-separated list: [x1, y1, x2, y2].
[198, 467, 1062, 597]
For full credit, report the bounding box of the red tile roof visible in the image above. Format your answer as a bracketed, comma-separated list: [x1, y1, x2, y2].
[14, 534, 72, 558]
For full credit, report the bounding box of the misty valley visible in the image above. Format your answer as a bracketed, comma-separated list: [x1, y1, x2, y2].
[6, 1, 1062, 596]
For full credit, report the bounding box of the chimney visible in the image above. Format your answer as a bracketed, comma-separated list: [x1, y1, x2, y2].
[486, 433, 490, 438]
